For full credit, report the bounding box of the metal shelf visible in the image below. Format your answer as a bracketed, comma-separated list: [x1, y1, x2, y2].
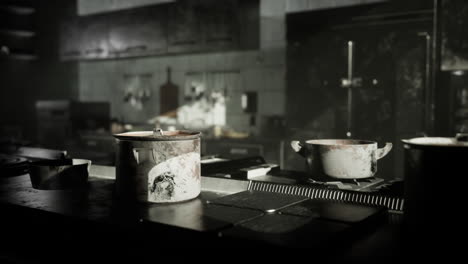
[8, 53, 38, 60]
[0, 5, 36, 15]
[0, 29, 36, 37]
[1, 48, 38, 60]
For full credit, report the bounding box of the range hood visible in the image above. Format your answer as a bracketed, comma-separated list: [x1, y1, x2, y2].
[78, 0, 176, 16]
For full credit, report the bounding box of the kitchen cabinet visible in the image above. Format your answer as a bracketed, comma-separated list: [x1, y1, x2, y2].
[238, 0, 260, 50]
[168, 0, 258, 54]
[60, 14, 110, 60]
[199, 0, 239, 51]
[79, 14, 110, 59]
[60, 17, 82, 60]
[107, 5, 168, 58]
[167, 0, 203, 53]
[60, 0, 259, 61]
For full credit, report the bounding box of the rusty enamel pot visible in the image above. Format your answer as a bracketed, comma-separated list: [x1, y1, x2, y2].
[291, 139, 392, 179]
[114, 130, 201, 203]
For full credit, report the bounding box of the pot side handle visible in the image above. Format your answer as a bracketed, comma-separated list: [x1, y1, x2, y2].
[132, 148, 158, 164]
[291, 140, 307, 157]
[133, 149, 140, 164]
[376, 142, 393, 160]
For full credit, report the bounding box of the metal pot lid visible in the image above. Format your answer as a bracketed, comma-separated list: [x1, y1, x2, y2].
[114, 129, 201, 141]
[402, 135, 468, 148]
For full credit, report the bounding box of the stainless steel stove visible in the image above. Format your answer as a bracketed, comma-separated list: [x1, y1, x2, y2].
[201, 155, 404, 212]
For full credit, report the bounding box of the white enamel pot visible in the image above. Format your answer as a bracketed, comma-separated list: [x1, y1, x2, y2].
[114, 130, 201, 203]
[291, 139, 392, 179]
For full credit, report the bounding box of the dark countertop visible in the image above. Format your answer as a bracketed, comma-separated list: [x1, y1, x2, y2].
[0, 170, 409, 262]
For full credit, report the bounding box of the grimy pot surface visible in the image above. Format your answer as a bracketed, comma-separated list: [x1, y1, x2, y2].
[114, 130, 201, 203]
[291, 139, 392, 179]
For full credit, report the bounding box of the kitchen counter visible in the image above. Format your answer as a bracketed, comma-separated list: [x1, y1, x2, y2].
[0, 165, 410, 262]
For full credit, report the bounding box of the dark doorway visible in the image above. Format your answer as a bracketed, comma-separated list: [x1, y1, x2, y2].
[286, 2, 433, 179]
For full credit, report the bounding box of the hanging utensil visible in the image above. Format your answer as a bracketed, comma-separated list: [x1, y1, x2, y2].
[159, 67, 179, 116]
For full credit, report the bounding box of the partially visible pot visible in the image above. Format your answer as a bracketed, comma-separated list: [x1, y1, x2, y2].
[29, 159, 91, 190]
[114, 130, 201, 203]
[291, 139, 392, 179]
[402, 135, 468, 230]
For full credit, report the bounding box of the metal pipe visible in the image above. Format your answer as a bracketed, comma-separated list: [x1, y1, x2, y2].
[418, 32, 432, 135]
[347, 41, 354, 138]
[431, 0, 441, 135]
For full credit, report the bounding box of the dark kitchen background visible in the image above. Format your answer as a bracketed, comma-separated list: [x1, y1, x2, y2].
[1, 0, 467, 181]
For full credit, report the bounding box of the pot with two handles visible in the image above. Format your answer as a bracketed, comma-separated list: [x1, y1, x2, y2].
[291, 139, 393, 179]
[114, 129, 201, 203]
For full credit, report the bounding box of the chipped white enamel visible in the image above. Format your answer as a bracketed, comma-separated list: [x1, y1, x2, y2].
[147, 152, 200, 203]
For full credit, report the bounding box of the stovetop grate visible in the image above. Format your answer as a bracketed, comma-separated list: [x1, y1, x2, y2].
[249, 180, 404, 212]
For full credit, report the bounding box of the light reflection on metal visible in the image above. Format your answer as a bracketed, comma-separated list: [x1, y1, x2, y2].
[340, 41, 362, 138]
[452, 70, 465, 76]
[1, 46, 10, 55]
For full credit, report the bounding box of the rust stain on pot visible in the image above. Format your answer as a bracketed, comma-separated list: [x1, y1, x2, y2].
[371, 160, 377, 174]
[193, 163, 200, 180]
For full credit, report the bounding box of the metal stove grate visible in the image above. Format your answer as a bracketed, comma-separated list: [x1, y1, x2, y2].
[248, 181, 404, 212]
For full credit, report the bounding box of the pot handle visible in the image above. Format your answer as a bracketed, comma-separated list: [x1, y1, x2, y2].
[291, 140, 308, 157]
[456, 133, 468, 142]
[375, 142, 393, 160]
[133, 148, 141, 164]
[132, 148, 157, 164]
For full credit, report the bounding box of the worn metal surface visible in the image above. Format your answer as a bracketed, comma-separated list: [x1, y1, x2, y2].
[0, 173, 392, 252]
[28, 159, 91, 190]
[249, 180, 404, 212]
[0, 175, 258, 232]
[279, 199, 387, 223]
[207, 190, 309, 213]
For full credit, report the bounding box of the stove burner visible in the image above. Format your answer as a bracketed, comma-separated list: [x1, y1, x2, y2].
[307, 176, 384, 191]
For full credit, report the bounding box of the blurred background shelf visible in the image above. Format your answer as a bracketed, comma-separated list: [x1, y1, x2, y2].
[0, 0, 37, 61]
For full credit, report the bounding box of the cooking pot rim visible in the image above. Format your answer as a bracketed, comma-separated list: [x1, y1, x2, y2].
[114, 130, 201, 141]
[305, 139, 376, 145]
[402, 137, 468, 148]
